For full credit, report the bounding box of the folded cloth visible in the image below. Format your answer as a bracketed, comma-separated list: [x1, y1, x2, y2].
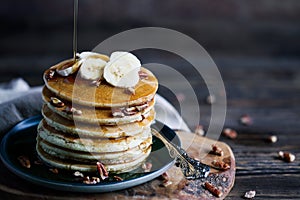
[0, 79, 190, 136]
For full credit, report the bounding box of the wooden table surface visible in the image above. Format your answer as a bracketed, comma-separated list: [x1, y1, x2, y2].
[0, 54, 299, 199]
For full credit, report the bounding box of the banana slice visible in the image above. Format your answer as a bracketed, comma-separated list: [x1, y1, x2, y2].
[77, 52, 109, 62]
[103, 51, 141, 88]
[54, 59, 83, 77]
[79, 57, 107, 80]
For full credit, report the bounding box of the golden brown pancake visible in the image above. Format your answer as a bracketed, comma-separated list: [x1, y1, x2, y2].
[42, 105, 155, 138]
[44, 67, 158, 107]
[42, 87, 155, 125]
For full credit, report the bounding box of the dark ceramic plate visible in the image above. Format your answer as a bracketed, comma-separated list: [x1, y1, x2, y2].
[0, 115, 180, 193]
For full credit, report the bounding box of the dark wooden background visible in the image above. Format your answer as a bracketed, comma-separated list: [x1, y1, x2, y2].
[1, 0, 300, 199]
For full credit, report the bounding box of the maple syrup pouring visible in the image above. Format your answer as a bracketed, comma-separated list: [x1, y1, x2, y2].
[73, 0, 78, 61]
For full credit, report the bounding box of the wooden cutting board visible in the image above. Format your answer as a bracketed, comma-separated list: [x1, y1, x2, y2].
[0, 131, 235, 200]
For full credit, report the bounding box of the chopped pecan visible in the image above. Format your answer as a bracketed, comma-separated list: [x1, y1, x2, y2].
[63, 106, 82, 115]
[97, 162, 109, 180]
[46, 70, 55, 80]
[278, 151, 295, 162]
[211, 160, 230, 170]
[50, 97, 65, 107]
[142, 162, 152, 172]
[244, 190, 256, 199]
[123, 107, 138, 116]
[267, 135, 278, 143]
[210, 144, 224, 156]
[83, 176, 100, 184]
[113, 176, 123, 181]
[222, 128, 237, 139]
[204, 182, 223, 198]
[17, 155, 31, 168]
[135, 103, 149, 112]
[239, 114, 252, 126]
[112, 108, 125, 118]
[160, 172, 172, 187]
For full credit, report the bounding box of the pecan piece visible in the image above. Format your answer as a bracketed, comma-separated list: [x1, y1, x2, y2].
[160, 172, 172, 187]
[97, 162, 109, 180]
[112, 108, 125, 118]
[83, 176, 100, 184]
[211, 160, 230, 170]
[222, 128, 237, 139]
[204, 182, 223, 198]
[46, 70, 55, 80]
[210, 144, 224, 156]
[50, 97, 65, 107]
[17, 155, 31, 168]
[278, 151, 296, 162]
[239, 114, 252, 126]
[63, 106, 82, 115]
[113, 176, 123, 181]
[244, 190, 256, 199]
[142, 162, 152, 172]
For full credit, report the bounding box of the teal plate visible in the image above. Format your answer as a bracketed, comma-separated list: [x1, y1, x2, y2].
[0, 115, 180, 193]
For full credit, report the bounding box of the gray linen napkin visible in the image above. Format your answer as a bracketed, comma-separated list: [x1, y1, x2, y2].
[0, 78, 190, 136]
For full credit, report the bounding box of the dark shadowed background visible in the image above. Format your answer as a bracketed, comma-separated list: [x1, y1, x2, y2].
[1, 0, 300, 85]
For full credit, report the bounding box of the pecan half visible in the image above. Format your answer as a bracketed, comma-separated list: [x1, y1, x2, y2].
[204, 182, 223, 197]
[244, 190, 256, 199]
[50, 97, 65, 107]
[113, 176, 123, 181]
[222, 128, 237, 139]
[17, 155, 31, 168]
[211, 160, 230, 170]
[142, 162, 152, 172]
[210, 144, 224, 156]
[83, 176, 100, 184]
[97, 162, 109, 180]
[278, 151, 296, 162]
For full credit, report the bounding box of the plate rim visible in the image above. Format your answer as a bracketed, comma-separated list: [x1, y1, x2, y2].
[0, 115, 180, 193]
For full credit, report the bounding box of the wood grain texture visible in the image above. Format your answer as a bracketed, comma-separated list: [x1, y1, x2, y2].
[0, 131, 235, 200]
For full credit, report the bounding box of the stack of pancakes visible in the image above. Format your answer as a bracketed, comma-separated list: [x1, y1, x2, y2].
[36, 60, 158, 173]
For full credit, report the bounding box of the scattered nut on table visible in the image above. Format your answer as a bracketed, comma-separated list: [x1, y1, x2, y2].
[278, 151, 295, 162]
[222, 128, 238, 139]
[210, 144, 224, 156]
[239, 114, 252, 126]
[267, 135, 278, 143]
[244, 190, 256, 199]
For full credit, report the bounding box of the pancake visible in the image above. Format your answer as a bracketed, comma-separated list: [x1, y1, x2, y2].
[42, 87, 155, 125]
[37, 137, 152, 165]
[37, 120, 152, 153]
[37, 52, 157, 174]
[36, 143, 151, 173]
[42, 105, 155, 138]
[44, 67, 158, 108]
